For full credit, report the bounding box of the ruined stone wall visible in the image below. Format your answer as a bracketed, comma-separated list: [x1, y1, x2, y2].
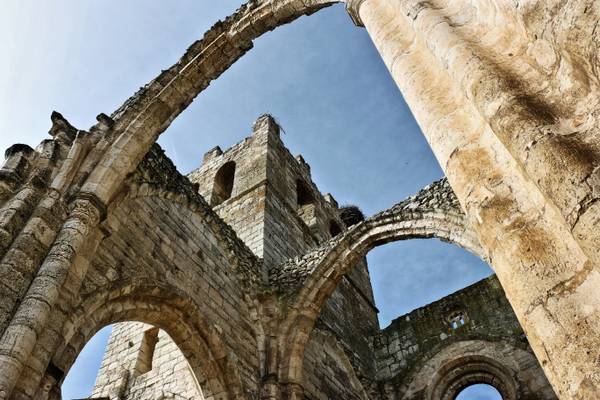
[301, 328, 370, 400]
[255, 117, 380, 395]
[118, 116, 378, 400]
[262, 122, 340, 265]
[0, 126, 555, 400]
[302, 261, 380, 399]
[0, 124, 552, 400]
[92, 323, 203, 400]
[74, 194, 261, 398]
[20, 141, 262, 399]
[373, 276, 556, 399]
[188, 114, 349, 266]
[187, 122, 270, 259]
[192, 116, 381, 399]
[3, 0, 600, 398]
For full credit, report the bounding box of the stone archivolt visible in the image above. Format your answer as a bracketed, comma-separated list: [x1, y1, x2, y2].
[0, 0, 599, 399]
[272, 178, 482, 293]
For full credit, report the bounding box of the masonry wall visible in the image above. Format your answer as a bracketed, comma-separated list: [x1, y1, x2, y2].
[262, 124, 340, 265]
[84, 117, 555, 400]
[78, 193, 260, 398]
[375, 275, 517, 382]
[1, 118, 556, 400]
[92, 323, 203, 400]
[188, 125, 269, 259]
[88, 116, 554, 400]
[257, 117, 380, 397]
[171, 116, 380, 399]
[373, 275, 557, 399]
[301, 259, 380, 400]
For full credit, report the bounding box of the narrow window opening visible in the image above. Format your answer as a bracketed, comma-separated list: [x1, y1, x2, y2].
[211, 161, 236, 206]
[329, 220, 342, 237]
[134, 327, 159, 377]
[296, 179, 316, 227]
[296, 179, 314, 206]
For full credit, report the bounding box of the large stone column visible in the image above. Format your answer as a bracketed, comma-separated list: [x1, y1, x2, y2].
[0, 197, 102, 398]
[346, 0, 600, 398]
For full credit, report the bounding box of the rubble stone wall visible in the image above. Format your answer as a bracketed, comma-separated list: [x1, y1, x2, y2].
[183, 115, 381, 399]
[373, 276, 557, 399]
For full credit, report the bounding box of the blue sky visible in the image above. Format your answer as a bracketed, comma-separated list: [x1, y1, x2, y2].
[1, 1, 494, 398]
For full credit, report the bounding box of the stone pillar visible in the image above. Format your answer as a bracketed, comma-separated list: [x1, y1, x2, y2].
[347, 0, 600, 398]
[281, 382, 304, 400]
[0, 144, 34, 205]
[0, 196, 102, 398]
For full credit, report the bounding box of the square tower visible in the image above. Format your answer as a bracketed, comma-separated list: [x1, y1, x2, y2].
[188, 114, 347, 271]
[188, 114, 380, 379]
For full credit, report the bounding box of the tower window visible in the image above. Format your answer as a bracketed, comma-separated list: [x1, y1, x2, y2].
[329, 221, 342, 237]
[296, 179, 316, 228]
[134, 327, 159, 377]
[296, 179, 314, 206]
[447, 310, 468, 330]
[211, 161, 236, 206]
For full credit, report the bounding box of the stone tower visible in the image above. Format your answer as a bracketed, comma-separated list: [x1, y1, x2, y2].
[91, 115, 380, 399]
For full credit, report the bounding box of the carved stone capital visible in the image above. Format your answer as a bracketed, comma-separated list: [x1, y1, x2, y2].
[69, 191, 107, 225]
[346, 0, 367, 27]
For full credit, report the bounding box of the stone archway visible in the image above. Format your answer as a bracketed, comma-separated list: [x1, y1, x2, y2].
[1, 0, 600, 398]
[426, 355, 516, 400]
[6, 188, 260, 399]
[51, 283, 245, 400]
[275, 179, 484, 392]
[397, 340, 556, 400]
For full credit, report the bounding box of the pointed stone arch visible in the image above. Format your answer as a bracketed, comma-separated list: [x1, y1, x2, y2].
[274, 179, 485, 391]
[82, 0, 344, 206]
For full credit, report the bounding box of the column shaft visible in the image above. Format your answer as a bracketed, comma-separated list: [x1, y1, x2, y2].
[356, 0, 600, 397]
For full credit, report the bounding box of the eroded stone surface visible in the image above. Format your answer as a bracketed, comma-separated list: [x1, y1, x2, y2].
[0, 0, 598, 398]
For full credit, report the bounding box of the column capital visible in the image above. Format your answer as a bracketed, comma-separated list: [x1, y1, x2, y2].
[346, 0, 367, 27]
[70, 191, 107, 224]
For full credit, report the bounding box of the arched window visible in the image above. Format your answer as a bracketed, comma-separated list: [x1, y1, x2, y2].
[296, 179, 316, 227]
[62, 322, 207, 399]
[211, 161, 236, 206]
[447, 310, 468, 330]
[296, 179, 314, 207]
[329, 220, 342, 237]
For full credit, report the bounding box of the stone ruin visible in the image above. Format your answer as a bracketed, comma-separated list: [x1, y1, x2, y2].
[1, 0, 600, 399]
[90, 117, 556, 399]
